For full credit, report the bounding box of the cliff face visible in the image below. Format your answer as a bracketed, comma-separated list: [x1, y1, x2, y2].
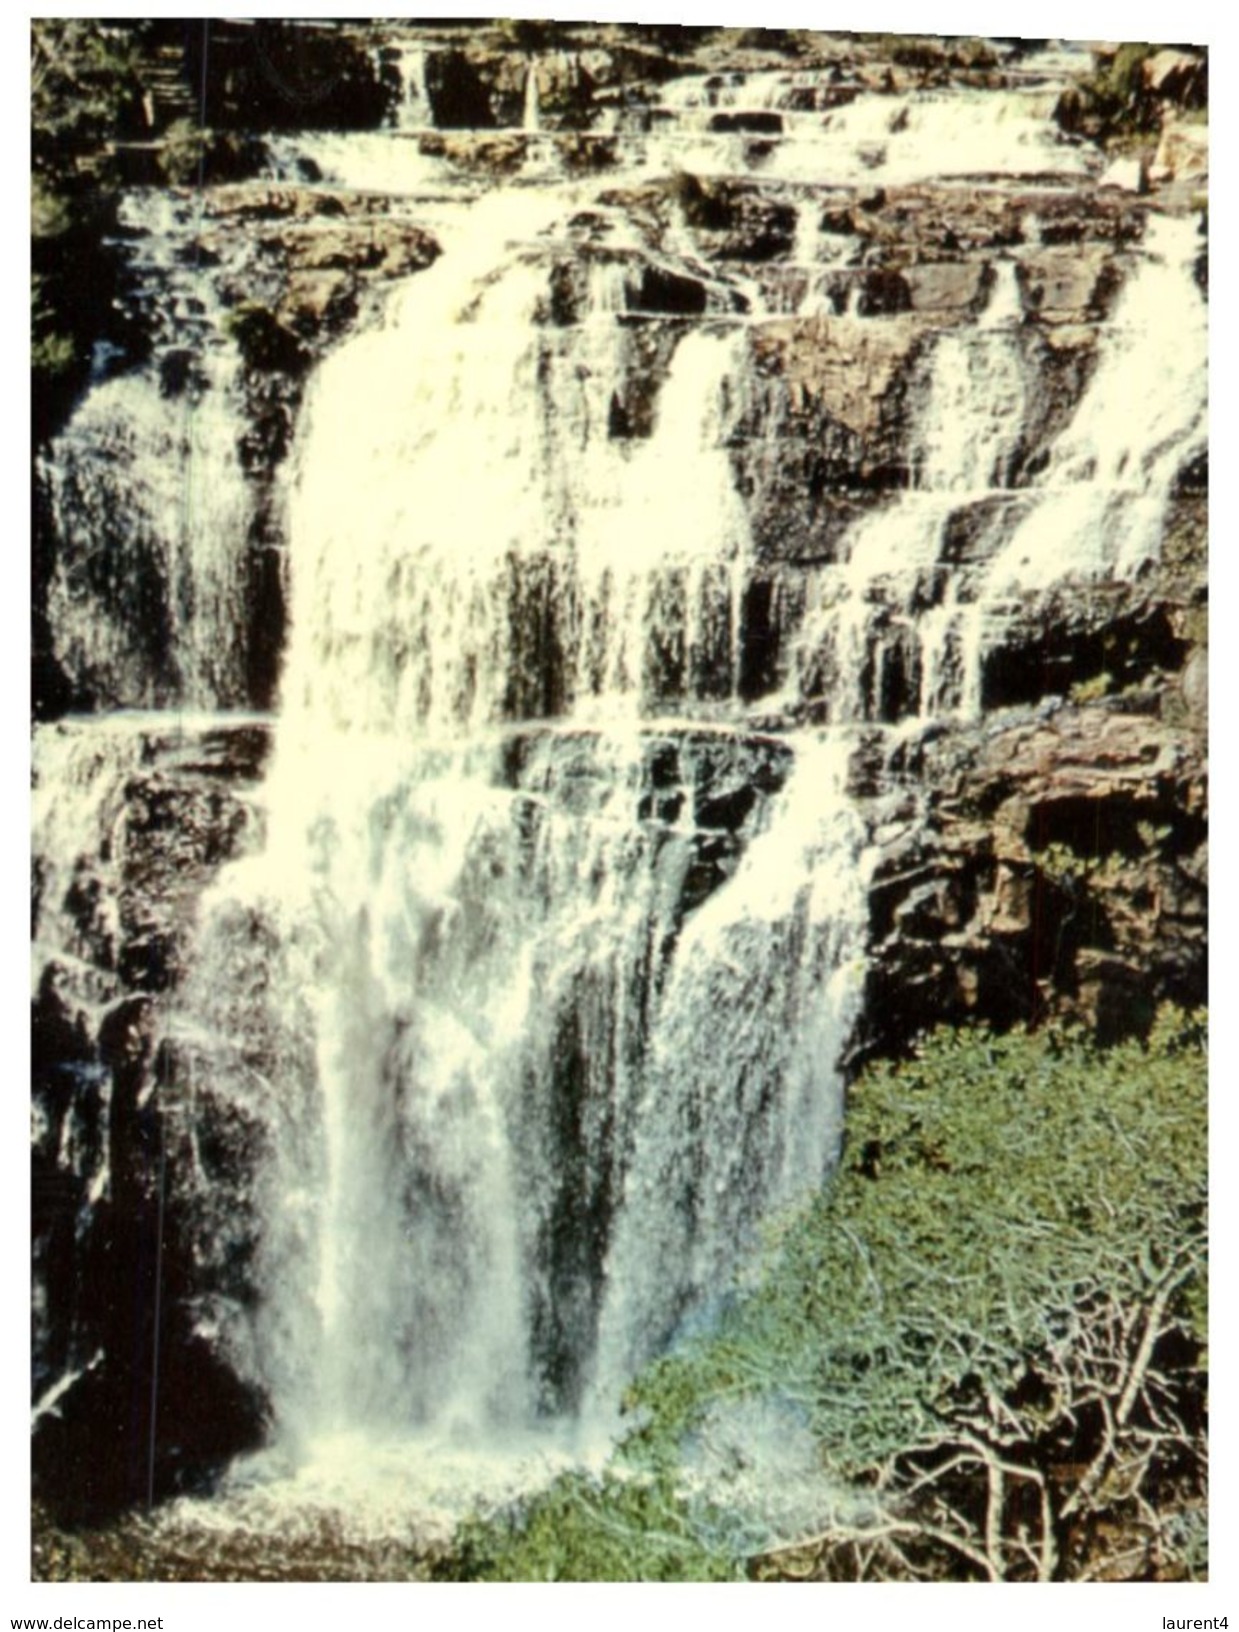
[31, 22, 1206, 1520]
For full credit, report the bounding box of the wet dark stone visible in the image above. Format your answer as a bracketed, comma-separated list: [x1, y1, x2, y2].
[681, 834, 736, 914]
[981, 604, 1189, 711]
[245, 539, 287, 713]
[857, 268, 913, 316]
[158, 349, 196, 397]
[709, 110, 783, 134]
[425, 49, 497, 128]
[631, 266, 708, 316]
[695, 783, 757, 832]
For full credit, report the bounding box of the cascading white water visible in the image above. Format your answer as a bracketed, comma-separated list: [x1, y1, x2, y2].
[570, 327, 755, 718]
[177, 50, 1204, 1500]
[389, 44, 433, 131]
[781, 209, 1206, 729]
[983, 213, 1208, 595]
[40, 193, 255, 711]
[782, 260, 1031, 724]
[915, 261, 1027, 495]
[955, 211, 1208, 718]
[31, 721, 146, 1000]
[184, 126, 876, 1479]
[650, 73, 1095, 185]
[523, 59, 541, 133]
[588, 733, 871, 1414]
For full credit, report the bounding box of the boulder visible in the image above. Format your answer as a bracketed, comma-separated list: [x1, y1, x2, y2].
[1141, 48, 1207, 108]
[1150, 118, 1208, 183]
[1099, 153, 1149, 193]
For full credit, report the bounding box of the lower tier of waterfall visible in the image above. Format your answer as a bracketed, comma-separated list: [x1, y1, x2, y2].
[182, 722, 870, 1447]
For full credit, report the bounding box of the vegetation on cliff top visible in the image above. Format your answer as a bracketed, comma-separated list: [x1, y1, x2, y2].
[31, 21, 146, 434]
[440, 1012, 1206, 1582]
[1055, 41, 1207, 149]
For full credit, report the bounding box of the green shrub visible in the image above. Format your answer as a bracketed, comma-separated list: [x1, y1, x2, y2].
[31, 330, 77, 378]
[1098, 41, 1158, 107]
[31, 272, 79, 383]
[1056, 42, 1165, 144]
[31, 179, 73, 241]
[31, 19, 147, 172]
[158, 117, 208, 186]
[437, 1470, 738, 1582]
[627, 1013, 1207, 1580]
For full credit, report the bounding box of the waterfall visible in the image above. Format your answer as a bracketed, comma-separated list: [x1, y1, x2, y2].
[588, 734, 871, 1412]
[983, 214, 1208, 595]
[523, 60, 541, 133]
[31, 720, 146, 998]
[650, 74, 1094, 185]
[957, 212, 1207, 718]
[188, 158, 871, 1457]
[781, 215, 1206, 728]
[39, 193, 255, 711]
[30, 25, 1206, 1548]
[783, 262, 1032, 724]
[391, 44, 432, 131]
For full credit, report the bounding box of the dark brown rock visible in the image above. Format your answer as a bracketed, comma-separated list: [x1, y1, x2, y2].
[863, 702, 1206, 1054]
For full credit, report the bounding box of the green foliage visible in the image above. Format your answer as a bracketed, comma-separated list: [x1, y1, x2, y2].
[626, 1015, 1207, 1578]
[1034, 839, 1092, 887]
[31, 267, 84, 398]
[436, 1470, 738, 1582]
[31, 20, 148, 440]
[1069, 670, 1112, 704]
[1032, 835, 1131, 898]
[645, 1016, 1205, 1427]
[1097, 42, 1157, 108]
[31, 19, 147, 175]
[31, 178, 73, 241]
[31, 329, 77, 379]
[1056, 42, 1164, 145]
[158, 117, 207, 186]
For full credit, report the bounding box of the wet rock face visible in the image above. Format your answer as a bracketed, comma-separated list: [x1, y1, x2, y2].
[741, 316, 927, 561]
[200, 185, 441, 339]
[190, 20, 389, 132]
[31, 724, 271, 1517]
[861, 702, 1207, 1055]
[421, 35, 687, 130]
